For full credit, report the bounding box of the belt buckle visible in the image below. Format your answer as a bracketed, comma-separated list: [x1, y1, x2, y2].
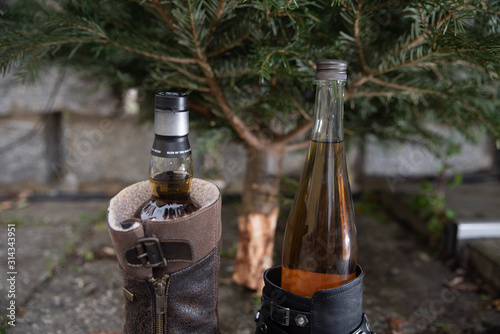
[270, 301, 290, 326]
[135, 235, 167, 268]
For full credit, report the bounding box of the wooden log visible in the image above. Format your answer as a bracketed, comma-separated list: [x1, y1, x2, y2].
[232, 145, 284, 291]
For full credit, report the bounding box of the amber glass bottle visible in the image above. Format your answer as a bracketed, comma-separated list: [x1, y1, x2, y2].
[281, 60, 357, 297]
[135, 92, 199, 221]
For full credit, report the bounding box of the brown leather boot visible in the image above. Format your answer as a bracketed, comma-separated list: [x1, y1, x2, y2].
[107, 179, 221, 334]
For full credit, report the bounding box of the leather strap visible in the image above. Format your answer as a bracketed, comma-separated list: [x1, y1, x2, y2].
[268, 301, 310, 328]
[124, 235, 194, 268]
[256, 310, 372, 334]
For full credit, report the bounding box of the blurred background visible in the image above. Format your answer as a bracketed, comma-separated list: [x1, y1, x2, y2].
[1, 1, 499, 333]
[0, 67, 497, 194]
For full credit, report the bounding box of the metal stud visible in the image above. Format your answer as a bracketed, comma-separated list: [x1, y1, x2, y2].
[294, 314, 308, 327]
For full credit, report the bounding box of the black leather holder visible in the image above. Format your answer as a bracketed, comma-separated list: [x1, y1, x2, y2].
[255, 265, 373, 334]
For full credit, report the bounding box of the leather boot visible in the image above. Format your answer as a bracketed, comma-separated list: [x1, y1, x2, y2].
[107, 178, 221, 334]
[255, 265, 373, 334]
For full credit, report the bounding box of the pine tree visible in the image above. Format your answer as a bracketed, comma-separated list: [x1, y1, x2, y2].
[1, 0, 499, 290]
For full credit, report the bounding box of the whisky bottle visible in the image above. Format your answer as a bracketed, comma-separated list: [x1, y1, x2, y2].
[135, 92, 200, 221]
[281, 60, 357, 297]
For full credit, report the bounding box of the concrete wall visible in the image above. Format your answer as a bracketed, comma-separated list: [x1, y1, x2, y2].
[0, 68, 149, 191]
[364, 131, 495, 191]
[0, 116, 153, 186]
[0, 69, 496, 194]
[0, 68, 117, 117]
[1, 116, 50, 184]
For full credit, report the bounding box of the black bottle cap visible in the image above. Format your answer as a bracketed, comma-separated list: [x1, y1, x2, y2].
[155, 92, 188, 111]
[315, 59, 348, 80]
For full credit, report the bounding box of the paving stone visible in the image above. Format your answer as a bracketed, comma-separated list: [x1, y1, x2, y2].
[8, 260, 123, 334]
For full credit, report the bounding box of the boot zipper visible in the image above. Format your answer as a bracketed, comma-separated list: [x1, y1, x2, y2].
[150, 275, 168, 334]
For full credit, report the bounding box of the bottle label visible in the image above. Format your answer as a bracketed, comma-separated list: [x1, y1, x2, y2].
[151, 135, 191, 158]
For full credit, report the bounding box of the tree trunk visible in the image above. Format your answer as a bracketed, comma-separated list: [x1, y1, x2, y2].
[232, 144, 285, 291]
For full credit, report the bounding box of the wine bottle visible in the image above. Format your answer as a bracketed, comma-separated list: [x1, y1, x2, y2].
[281, 59, 357, 297]
[134, 92, 200, 221]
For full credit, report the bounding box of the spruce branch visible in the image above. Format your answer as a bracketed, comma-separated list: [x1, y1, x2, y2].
[464, 4, 500, 16]
[165, 62, 207, 83]
[363, 1, 412, 13]
[368, 77, 439, 96]
[353, 0, 370, 74]
[1, 0, 498, 148]
[109, 40, 198, 65]
[291, 97, 312, 122]
[434, 0, 470, 35]
[5, 18, 197, 71]
[188, 0, 204, 61]
[153, 73, 210, 92]
[462, 101, 500, 137]
[398, 10, 450, 54]
[374, 48, 454, 76]
[276, 120, 312, 147]
[151, 0, 177, 31]
[348, 91, 399, 98]
[206, 2, 298, 58]
[205, 0, 226, 50]
[183, 0, 265, 150]
[217, 69, 256, 78]
[200, 58, 265, 150]
[258, 49, 308, 79]
[206, 17, 271, 57]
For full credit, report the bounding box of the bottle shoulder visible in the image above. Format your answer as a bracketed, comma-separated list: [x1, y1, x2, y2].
[135, 196, 200, 221]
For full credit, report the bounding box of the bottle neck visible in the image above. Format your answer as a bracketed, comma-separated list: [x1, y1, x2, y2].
[311, 80, 345, 142]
